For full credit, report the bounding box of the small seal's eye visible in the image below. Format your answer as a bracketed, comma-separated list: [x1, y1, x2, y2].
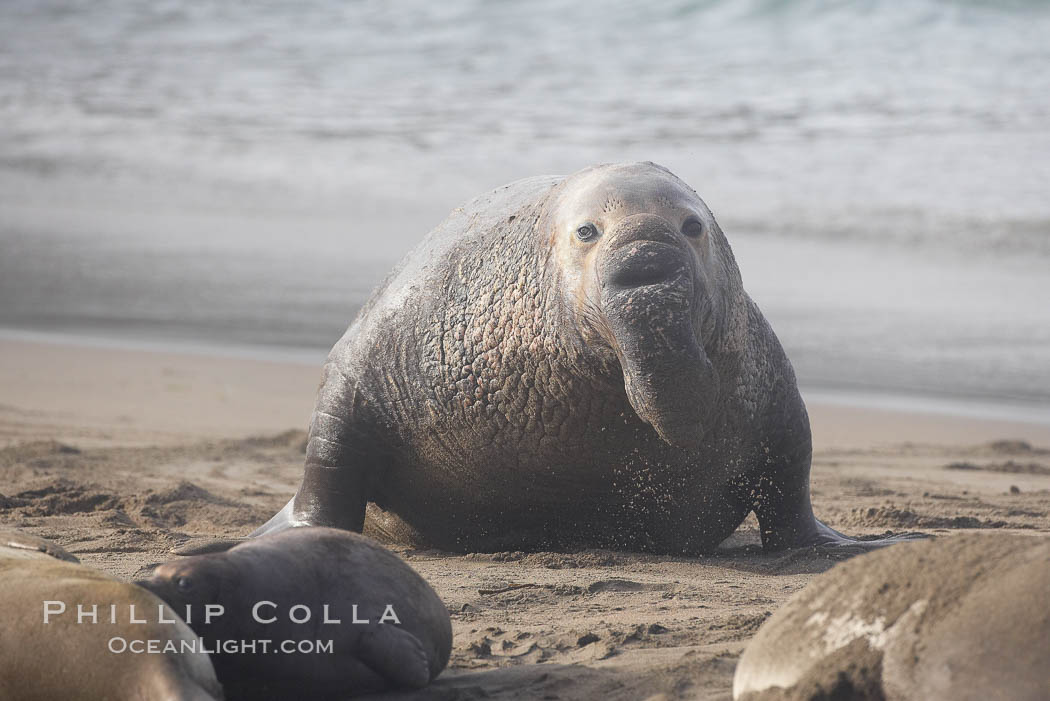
[682, 219, 704, 238]
[176, 576, 193, 593]
[576, 223, 599, 242]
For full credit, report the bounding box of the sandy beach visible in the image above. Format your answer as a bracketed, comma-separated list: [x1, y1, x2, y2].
[2, 336, 1049, 700]
[4, 2, 1049, 698]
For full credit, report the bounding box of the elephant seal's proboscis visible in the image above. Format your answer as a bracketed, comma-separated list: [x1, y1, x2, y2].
[255, 161, 919, 555]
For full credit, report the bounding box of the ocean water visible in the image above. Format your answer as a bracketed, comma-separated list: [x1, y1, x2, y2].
[1, 0, 1049, 415]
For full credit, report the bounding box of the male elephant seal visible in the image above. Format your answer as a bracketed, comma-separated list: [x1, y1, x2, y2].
[733, 533, 1050, 701]
[0, 532, 222, 701]
[255, 161, 915, 554]
[138, 527, 452, 700]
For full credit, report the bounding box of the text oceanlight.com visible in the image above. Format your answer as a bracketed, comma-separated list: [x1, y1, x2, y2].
[107, 637, 335, 655]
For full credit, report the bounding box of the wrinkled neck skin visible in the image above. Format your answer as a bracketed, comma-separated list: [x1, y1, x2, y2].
[536, 164, 746, 449]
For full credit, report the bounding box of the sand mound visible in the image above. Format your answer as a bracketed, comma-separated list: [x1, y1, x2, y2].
[841, 505, 1030, 530]
[986, 439, 1048, 455]
[946, 460, 1050, 475]
[3, 477, 264, 531]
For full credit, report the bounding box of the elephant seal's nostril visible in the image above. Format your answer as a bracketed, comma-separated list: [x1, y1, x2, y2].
[603, 241, 689, 289]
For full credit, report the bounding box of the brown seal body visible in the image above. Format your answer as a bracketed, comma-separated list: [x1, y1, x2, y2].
[0, 533, 222, 701]
[733, 534, 1050, 701]
[139, 527, 452, 700]
[0, 528, 79, 562]
[255, 161, 916, 555]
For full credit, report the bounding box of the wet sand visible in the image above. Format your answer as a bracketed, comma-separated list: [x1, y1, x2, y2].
[2, 337, 1049, 700]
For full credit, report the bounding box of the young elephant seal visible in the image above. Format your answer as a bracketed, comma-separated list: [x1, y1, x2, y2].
[255, 161, 917, 554]
[138, 527, 452, 700]
[733, 534, 1050, 701]
[0, 535, 222, 701]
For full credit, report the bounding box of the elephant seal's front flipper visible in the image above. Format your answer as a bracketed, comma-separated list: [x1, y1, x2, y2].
[746, 409, 927, 553]
[249, 496, 296, 537]
[763, 514, 928, 556]
[251, 360, 379, 538]
[356, 626, 432, 690]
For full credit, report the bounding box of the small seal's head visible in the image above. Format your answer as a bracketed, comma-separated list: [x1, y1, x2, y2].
[137, 555, 232, 622]
[545, 162, 737, 448]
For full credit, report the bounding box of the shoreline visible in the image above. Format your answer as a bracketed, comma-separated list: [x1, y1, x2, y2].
[2, 331, 1049, 451]
[0, 326, 327, 367]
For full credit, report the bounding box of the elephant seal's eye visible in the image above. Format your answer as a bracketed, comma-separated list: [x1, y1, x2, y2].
[683, 219, 704, 238]
[176, 576, 194, 593]
[576, 223, 599, 242]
